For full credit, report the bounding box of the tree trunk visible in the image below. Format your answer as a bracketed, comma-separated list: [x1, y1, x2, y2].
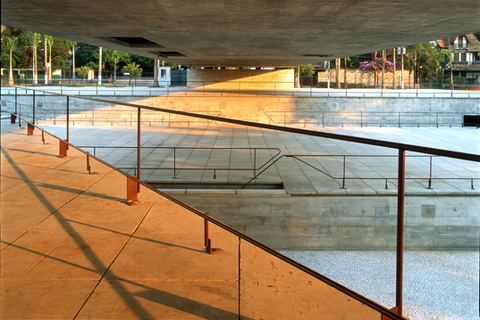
[327, 60, 331, 89]
[98, 47, 102, 85]
[72, 45, 76, 86]
[113, 58, 117, 86]
[9, 50, 14, 86]
[392, 48, 396, 89]
[335, 58, 340, 89]
[44, 36, 48, 85]
[153, 59, 159, 87]
[33, 33, 38, 85]
[450, 63, 454, 90]
[48, 42, 52, 85]
[381, 50, 385, 89]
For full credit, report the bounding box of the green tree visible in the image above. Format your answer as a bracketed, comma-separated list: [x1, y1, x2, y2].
[6, 36, 18, 85]
[121, 62, 143, 85]
[103, 48, 130, 86]
[77, 65, 90, 84]
[46, 35, 54, 84]
[130, 54, 153, 72]
[441, 49, 454, 90]
[297, 64, 315, 77]
[76, 43, 98, 68]
[27, 32, 41, 85]
[405, 43, 442, 84]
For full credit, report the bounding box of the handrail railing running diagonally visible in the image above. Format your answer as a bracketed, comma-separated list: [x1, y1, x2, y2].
[8, 111, 407, 320]
[7, 86, 480, 318]
[12, 86, 480, 162]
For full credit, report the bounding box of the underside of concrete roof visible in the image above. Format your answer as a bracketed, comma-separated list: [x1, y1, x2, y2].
[2, 0, 480, 67]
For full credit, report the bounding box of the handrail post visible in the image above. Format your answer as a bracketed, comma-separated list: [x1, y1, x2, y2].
[11, 87, 18, 124]
[204, 212, 209, 249]
[33, 90, 36, 125]
[340, 156, 346, 189]
[253, 148, 257, 178]
[395, 148, 406, 317]
[204, 213, 221, 254]
[66, 96, 70, 148]
[86, 152, 91, 174]
[428, 156, 433, 189]
[173, 147, 177, 178]
[137, 107, 141, 192]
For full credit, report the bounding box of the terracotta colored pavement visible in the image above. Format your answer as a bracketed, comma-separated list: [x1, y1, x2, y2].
[0, 124, 385, 319]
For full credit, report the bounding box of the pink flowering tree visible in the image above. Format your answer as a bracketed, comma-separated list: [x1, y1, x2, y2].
[359, 58, 394, 87]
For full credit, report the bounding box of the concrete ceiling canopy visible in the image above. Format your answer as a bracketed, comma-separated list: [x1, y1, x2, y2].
[2, 0, 480, 67]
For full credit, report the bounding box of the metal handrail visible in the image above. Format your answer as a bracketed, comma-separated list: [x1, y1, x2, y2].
[7, 86, 480, 318]
[265, 110, 480, 128]
[11, 87, 480, 162]
[9, 112, 406, 320]
[241, 154, 479, 190]
[77, 145, 281, 179]
[2, 82, 479, 98]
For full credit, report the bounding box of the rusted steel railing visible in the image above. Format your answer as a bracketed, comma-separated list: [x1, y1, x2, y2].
[7, 86, 480, 318]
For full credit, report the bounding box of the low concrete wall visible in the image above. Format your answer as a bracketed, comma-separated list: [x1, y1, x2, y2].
[187, 69, 295, 90]
[169, 193, 480, 250]
[4, 93, 479, 127]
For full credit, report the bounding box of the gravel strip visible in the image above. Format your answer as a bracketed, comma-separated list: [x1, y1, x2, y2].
[280, 250, 479, 320]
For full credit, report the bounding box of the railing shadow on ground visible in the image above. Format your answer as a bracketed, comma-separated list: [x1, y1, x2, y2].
[3, 85, 480, 318]
[2, 114, 403, 319]
[0, 88, 420, 319]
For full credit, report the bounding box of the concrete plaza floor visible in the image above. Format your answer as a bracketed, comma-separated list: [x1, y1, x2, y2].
[1, 115, 479, 319]
[31, 122, 480, 197]
[1, 119, 397, 319]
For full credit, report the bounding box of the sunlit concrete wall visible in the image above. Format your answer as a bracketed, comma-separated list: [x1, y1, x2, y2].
[7, 94, 478, 126]
[170, 193, 480, 250]
[186, 69, 295, 90]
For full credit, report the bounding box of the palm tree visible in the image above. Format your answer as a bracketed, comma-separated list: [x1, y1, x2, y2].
[28, 32, 41, 85]
[121, 62, 143, 86]
[103, 48, 129, 86]
[77, 66, 90, 84]
[6, 36, 18, 86]
[69, 40, 77, 85]
[98, 46, 102, 85]
[46, 36, 54, 84]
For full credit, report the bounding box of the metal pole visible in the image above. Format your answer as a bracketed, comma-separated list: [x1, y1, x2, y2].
[66, 96, 70, 143]
[15, 87, 18, 116]
[137, 107, 141, 192]
[396, 148, 406, 317]
[33, 90, 36, 124]
[253, 149, 257, 178]
[341, 156, 346, 189]
[173, 148, 177, 178]
[428, 156, 433, 189]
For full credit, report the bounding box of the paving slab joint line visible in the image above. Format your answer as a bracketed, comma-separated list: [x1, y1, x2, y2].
[21, 234, 71, 278]
[119, 278, 239, 282]
[0, 157, 114, 251]
[72, 203, 154, 319]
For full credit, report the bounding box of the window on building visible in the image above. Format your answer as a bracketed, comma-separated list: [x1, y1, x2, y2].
[454, 52, 467, 61]
[473, 53, 480, 62]
[455, 36, 468, 49]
